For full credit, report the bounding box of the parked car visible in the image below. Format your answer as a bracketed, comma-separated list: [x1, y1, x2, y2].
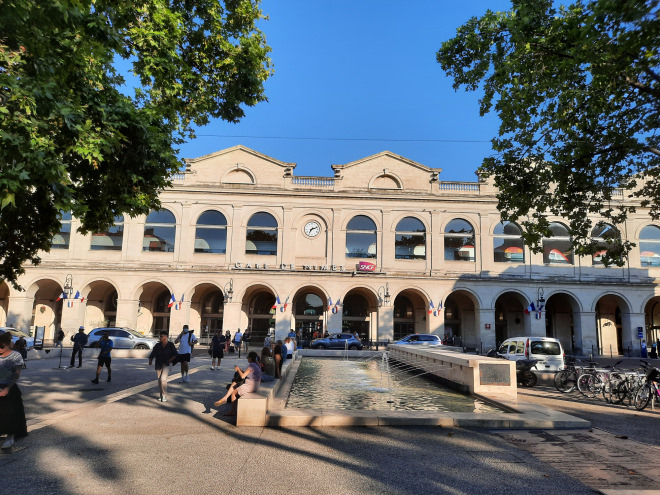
[0, 327, 34, 350]
[496, 336, 565, 371]
[310, 333, 363, 350]
[86, 327, 158, 350]
[392, 334, 443, 346]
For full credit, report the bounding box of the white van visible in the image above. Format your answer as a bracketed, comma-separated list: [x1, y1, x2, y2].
[497, 337, 565, 371]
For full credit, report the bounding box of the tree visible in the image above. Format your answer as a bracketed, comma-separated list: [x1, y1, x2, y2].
[437, 0, 660, 264]
[0, 0, 272, 288]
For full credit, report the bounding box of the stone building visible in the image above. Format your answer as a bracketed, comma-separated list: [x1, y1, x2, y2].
[2, 145, 660, 356]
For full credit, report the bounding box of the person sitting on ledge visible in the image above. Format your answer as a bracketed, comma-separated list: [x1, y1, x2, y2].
[214, 351, 262, 415]
[260, 346, 276, 381]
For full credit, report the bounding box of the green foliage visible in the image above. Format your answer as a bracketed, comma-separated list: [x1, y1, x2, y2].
[0, 0, 272, 288]
[437, 0, 660, 265]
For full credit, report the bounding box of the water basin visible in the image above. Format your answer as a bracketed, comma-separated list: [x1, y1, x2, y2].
[285, 356, 507, 413]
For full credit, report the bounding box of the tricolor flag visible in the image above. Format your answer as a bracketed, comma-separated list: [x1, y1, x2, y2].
[524, 302, 536, 314]
[332, 297, 340, 314]
[327, 297, 333, 311]
[428, 300, 434, 314]
[535, 310, 542, 320]
[272, 296, 279, 309]
[283, 295, 290, 311]
[56, 291, 66, 302]
[168, 294, 176, 308]
[176, 293, 184, 310]
[74, 291, 85, 303]
[67, 300, 73, 308]
[438, 299, 443, 309]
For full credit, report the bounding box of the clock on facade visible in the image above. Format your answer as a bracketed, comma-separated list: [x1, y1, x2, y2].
[304, 220, 321, 237]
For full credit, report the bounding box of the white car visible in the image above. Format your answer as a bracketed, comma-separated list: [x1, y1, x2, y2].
[497, 337, 565, 371]
[0, 327, 35, 350]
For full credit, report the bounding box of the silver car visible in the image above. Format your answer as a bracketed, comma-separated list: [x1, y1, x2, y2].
[86, 327, 158, 350]
[0, 327, 34, 350]
[393, 334, 443, 346]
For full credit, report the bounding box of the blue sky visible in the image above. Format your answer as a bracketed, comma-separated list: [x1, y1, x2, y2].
[178, 1, 515, 182]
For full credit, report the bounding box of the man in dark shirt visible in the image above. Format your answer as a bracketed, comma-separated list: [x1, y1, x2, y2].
[70, 326, 88, 368]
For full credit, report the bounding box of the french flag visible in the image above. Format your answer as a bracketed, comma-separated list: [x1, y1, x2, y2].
[438, 299, 443, 309]
[176, 293, 184, 310]
[525, 302, 536, 314]
[272, 296, 279, 309]
[327, 297, 333, 311]
[428, 300, 434, 314]
[74, 291, 85, 303]
[283, 296, 290, 311]
[168, 294, 176, 308]
[56, 291, 66, 302]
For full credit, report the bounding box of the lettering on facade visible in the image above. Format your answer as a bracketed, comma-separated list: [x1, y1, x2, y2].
[234, 262, 344, 272]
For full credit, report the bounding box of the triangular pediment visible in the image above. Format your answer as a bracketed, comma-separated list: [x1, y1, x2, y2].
[182, 145, 296, 187]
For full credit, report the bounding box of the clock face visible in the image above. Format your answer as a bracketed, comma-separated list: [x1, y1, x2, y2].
[304, 221, 321, 238]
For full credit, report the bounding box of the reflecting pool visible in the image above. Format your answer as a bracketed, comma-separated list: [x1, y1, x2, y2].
[286, 356, 507, 413]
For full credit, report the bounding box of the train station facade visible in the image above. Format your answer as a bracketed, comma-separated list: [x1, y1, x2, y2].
[2, 145, 660, 356]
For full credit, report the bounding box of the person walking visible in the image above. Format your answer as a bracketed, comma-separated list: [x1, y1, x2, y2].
[91, 331, 113, 383]
[14, 337, 27, 369]
[233, 328, 243, 354]
[149, 331, 177, 402]
[54, 329, 65, 348]
[224, 330, 231, 352]
[174, 325, 198, 383]
[70, 326, 88, 368]
[0, 332, 28, 449]
[242, 329, 251, 353]
[210, 329, 226, 370]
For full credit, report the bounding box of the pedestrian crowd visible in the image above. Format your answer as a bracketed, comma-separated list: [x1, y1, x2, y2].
[0, 324, 301, 451]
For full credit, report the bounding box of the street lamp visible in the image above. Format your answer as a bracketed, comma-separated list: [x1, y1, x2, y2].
[537, 288, 545, 310]
[63, 274, 74, 297]
[223, 279, 234, 303]
[377, 283, 391, 307]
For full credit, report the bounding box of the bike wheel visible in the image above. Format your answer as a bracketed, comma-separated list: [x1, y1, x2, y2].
[634, 383, 652, 411]
[582, 374, 603, 399]
[519, 371, 537, 387]
[554, 370, 577, 393]
[578, 373, 595, 398]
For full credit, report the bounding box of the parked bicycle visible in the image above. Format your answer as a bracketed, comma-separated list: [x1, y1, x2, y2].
[633, 360, 660, 411]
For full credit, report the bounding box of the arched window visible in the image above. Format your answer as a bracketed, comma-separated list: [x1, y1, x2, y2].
[542, 222, 573, 264]
[346, 215, 377, 258]
[91, 215, 124, 251]
[294, 293, 324, 316]
[246, 212, 278, 255]
[493, 221, 524, 263]
[591, 223, 620, 266]
[195, 210, 227, 254]
[52, 211, 72, 249]
[143, 210, 176, 252]
[640, 225, 660, 267]
[395, 217, 426, 260]
[342, 293, 369, 317]
[444, 218, 475, 262]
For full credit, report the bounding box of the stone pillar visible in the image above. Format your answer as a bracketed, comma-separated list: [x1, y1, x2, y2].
[327, 306, 342, 334]
[6, 295, 34, 331]
[574, 311, 598, 357]
[428, 306, 443, 336]
[169, 299, 190, 335]
[60, 298, 80, 337]
[377, 306, 393, 343]
[527, 312, 546, 337]
[275, 306, 292, 342]
[116, 298, 139, 330]
[622, 312, 646, 356]
[477, 308, 496, 352]
[222, 301, 243, 338]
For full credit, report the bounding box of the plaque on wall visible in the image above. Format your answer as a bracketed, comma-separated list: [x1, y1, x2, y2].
[479, 364, 511, 386]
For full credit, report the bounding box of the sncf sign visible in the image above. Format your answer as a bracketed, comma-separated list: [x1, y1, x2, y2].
[357, 261, 376, 272]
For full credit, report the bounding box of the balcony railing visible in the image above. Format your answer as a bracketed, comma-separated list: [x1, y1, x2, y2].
[292, 176, 335, 189]
[438, 181, 481, 194]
